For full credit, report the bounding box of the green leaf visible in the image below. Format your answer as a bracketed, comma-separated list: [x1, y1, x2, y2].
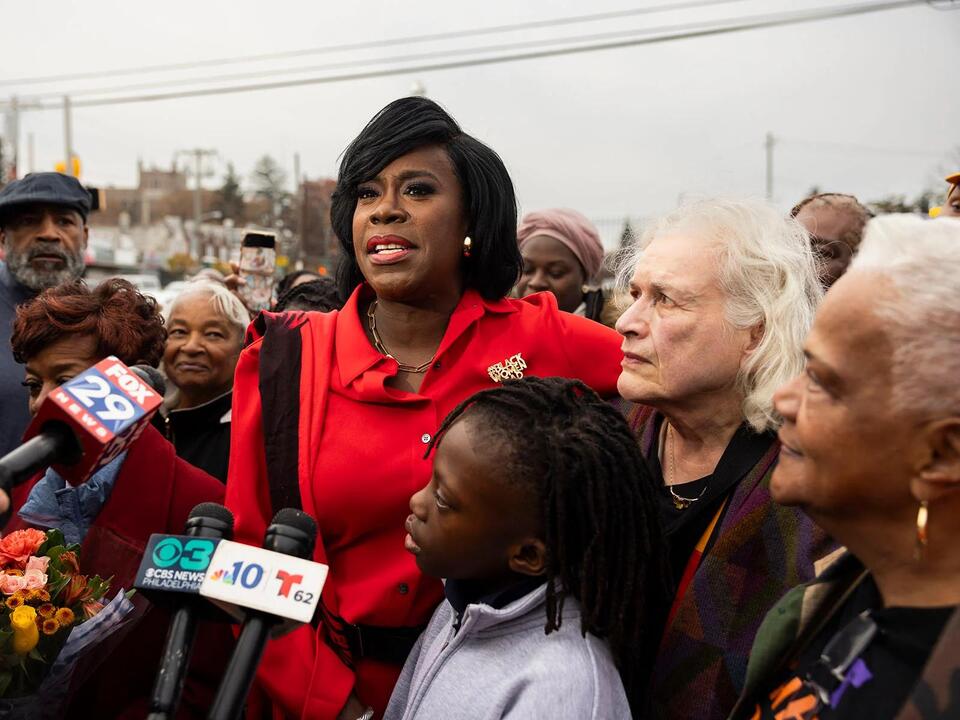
[0, 670, 11, 696]
[27, 648, 43, 662]
[124, 588, 137, 600]
[85, 575, 113, 601]
[36, 529, 66, 556]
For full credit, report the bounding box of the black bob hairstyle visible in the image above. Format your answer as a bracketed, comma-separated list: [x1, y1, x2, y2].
[330, 97, 521, 300]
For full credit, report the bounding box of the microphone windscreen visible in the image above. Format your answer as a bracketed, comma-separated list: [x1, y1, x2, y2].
[271, 508, 317, 545]
[189, 502, 234, 525]
[131, 364, 167, 397]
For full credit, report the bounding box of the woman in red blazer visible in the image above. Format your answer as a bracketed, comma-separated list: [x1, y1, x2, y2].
[7, 278, 229, 718]
[225, 97, 624, 720]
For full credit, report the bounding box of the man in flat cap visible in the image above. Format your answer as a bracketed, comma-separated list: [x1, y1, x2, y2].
[0, 172, 91, 460]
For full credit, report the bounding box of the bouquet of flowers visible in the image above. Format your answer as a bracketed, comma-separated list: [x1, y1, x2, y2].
[0, 528, 135, 714]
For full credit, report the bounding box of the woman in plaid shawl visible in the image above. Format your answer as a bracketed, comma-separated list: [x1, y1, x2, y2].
[616, 197, 836, 719]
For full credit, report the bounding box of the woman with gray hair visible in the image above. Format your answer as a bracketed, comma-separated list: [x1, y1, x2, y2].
[730, 215, 960, 720]
[159, 280, 250, 482]
[616, 197, 835, 720]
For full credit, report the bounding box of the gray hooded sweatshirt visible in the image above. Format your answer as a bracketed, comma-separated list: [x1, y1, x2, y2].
[384, 583, 632, 720]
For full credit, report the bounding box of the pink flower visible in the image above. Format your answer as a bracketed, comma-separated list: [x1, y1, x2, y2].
[0, 529, 47, 569]
[25, 556, 49, 574]
[22, 569, 47, 590]
[0, 573, 28, 595]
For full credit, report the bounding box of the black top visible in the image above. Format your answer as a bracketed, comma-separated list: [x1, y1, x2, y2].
[155, 391, 233, 483]
[444, 576, 547, 632]
[756, 575, 954, 719]
[646, 414, 777, 584]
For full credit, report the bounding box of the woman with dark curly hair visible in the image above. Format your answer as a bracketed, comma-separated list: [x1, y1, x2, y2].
[225, 96, 624, 720]
[13, 279, 168, 413]
[6, 278, 229, 720]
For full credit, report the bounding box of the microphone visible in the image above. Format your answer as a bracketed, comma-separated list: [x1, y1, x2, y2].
[207, 509, 319, 720]
[147, 503, 235, 720]
[131, 364, 167, 397]
[0, 356, 162, 491]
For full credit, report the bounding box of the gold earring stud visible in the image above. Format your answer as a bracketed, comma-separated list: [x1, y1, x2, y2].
[462, 236, 472, 258]
[915, 500, 929, 561]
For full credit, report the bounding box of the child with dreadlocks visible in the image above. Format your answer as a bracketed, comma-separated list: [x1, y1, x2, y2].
[384, 376, 671, 720]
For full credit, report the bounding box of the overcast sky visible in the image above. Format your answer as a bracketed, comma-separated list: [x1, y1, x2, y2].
[2, 0, 958, 243]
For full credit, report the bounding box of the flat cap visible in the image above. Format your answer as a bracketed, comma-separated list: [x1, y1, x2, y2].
[0, 172, 92, 221]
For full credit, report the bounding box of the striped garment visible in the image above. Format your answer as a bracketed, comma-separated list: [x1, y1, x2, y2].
[627, 405, 837, 720]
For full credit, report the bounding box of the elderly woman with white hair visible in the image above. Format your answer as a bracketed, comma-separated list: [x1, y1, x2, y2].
[159, 280, 250, 482]
[729, 215, 960, 720]
[615, 197, 835, 720]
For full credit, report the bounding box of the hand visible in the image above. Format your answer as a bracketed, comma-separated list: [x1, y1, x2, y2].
[223, 262, 255, 314]
[223, 262, 246, 293]
[336, 692, 368, 720]
[0, 488, 11, 529]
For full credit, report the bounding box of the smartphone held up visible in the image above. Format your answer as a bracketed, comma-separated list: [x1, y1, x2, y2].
[238, 231, 277, 313]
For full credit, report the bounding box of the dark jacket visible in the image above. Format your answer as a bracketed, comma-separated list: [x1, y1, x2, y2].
[158, 391, 233, 483]
[8, 424, 232, 719]
[0, 261, 35, 458]
[729, 550, 960, 720]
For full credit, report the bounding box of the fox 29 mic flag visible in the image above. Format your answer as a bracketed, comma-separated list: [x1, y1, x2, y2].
[199, 541, 328, 624]
[24, 356, 161, 483]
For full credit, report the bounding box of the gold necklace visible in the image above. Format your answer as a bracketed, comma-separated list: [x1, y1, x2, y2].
[366, 300, 435, 374]
[666, 423, 709, 511]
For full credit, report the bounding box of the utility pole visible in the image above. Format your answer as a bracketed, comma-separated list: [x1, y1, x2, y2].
[63, 95, 74, 176]
[176, 148, 217, 259]
[764, 132, 776, 201]
[4, 96, 20, 180]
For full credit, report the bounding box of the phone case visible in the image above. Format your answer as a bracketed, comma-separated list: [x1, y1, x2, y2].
[239, 246, 276, 313]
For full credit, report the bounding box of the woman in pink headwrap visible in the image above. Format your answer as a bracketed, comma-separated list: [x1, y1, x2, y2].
[515, 208, 610, 324]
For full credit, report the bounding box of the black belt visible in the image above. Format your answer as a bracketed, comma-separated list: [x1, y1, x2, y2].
[314, 601, 426, 668]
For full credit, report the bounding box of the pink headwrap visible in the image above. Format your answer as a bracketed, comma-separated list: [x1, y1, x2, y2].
[517, 208, 604, 281]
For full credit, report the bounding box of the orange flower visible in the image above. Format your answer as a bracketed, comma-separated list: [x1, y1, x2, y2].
[57, 551, 80, 576]
[82, 599, 104, 620]
[61, 575, 92, 606]
[54, 607, 75, 626]
[40, 618, 60, 635]
[0, 529, 47, 568]
[38, 603, 56, 618]
[4, 569, 23, 577]
[35, 589, 50, 602]
[5, 595, 24, 610]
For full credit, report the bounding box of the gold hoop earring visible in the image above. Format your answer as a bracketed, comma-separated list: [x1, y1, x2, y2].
[915, 500, 929, 561]
[462, 236, 472, 258]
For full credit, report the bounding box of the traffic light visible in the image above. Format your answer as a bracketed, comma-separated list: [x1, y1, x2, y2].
[54, 156, 81, 178]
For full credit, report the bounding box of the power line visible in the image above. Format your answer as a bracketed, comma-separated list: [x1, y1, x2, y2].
[6, 0, 927, 111]
[778, 137, 947, 158]
[0, 0, 752, 88]
[14, 7, 796, 103]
